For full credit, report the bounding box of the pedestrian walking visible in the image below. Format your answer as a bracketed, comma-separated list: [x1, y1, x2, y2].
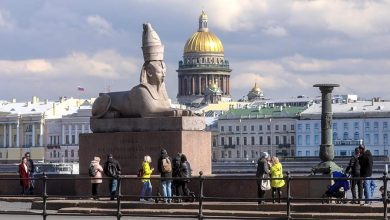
[158, 148, 172, 203]
[358, 144, 373, 205]
[104, 154, 121, 200]
[24, 152, 35, 194]
[178, 154, 192, 201]
[18, 157, 30, 195]
[139, 155, 154, 202]
[256, 152, 270, 205]
[90, 156, 103, 200]
[270, 156, 285, 203]
[172, 153, 181, 201]
[345, 147, 362, 204]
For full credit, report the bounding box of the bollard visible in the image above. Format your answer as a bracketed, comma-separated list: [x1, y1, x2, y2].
[116, 176, 122, 220]
[198, 171, 204, 220]
[42, 173, 48, 220]
[383, 172, 388, 220]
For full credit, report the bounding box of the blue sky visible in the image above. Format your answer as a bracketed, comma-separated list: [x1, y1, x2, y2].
[0, 0, 390, 102]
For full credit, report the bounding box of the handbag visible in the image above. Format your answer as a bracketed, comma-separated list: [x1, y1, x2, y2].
[261, 174, 271, 190]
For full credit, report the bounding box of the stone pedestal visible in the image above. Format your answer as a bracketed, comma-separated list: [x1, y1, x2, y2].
[80, 117, 211, 176]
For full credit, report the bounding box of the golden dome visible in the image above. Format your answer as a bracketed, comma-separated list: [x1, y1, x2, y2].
[252, 83, 262, 93]
[210, 82, 219, 91]
[184, 32, 224, 53]
[184, 10, 224, 54]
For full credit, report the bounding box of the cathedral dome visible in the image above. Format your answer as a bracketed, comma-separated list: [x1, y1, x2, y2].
[184, 11, 224, 54]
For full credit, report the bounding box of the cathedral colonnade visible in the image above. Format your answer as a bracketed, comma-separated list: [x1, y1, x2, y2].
[178, 74, 230, 96]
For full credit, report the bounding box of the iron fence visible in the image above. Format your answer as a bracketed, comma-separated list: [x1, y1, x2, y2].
[0, 172, 389, 220]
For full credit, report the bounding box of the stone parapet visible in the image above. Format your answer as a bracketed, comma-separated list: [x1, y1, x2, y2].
[90, 116, 205, 133]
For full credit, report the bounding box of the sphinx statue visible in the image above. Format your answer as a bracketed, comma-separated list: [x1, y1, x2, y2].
[92, 23, 191, 118]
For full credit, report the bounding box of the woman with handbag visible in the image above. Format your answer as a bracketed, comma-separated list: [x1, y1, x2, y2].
[256, 152, 270, 205]
[270, 156, 285, 203]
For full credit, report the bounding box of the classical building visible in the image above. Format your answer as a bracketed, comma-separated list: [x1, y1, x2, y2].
[177, 11, 232, 106]
[0, 96, 92, 163]
[213, 106, 306, 162]
[247, 83, 265, 102]
[45, 103, 92, 163]
[296, 99, 390, 157]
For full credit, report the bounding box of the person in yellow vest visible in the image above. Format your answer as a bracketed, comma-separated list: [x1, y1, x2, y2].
[140, 155, 154, 202]
[270, 156, 285, 203]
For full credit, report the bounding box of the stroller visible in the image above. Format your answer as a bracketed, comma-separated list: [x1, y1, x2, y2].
[322, 171, 350, 204]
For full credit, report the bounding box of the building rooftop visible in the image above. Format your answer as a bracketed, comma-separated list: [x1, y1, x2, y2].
[219, 106, 307, 120]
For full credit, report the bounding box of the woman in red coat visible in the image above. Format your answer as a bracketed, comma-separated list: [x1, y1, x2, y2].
[18, 157, 30, 195]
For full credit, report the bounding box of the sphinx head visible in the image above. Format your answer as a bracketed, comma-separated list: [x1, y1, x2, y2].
[140, 60, 166, 86]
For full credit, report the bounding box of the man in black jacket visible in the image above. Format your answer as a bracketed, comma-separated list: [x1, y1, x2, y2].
[256, 152, 270, 205]
[358, 144, 373, 204]
[158, 149, 172, 203]
[346, 147, 362, 204]
[104, 154, 121, 200]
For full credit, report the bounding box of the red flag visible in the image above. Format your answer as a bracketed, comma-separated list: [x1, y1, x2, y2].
[77, 86, 85, 92]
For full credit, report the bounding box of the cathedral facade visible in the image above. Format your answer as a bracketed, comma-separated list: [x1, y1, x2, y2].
[177, 11, 231, 106]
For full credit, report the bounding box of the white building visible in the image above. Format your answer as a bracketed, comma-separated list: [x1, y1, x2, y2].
[213, 106, 306, 161]
[296, 100, 390, 157]
[45, 102, 92, 163]
[0, 96, 93, 163]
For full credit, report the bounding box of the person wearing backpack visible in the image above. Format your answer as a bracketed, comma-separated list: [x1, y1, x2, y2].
[90, 156, 103, 200]
[139, 155, 154, 202]
[104, 154, 122, 200]
[178, 154, 192, 202]
[158, 148, 172, 203]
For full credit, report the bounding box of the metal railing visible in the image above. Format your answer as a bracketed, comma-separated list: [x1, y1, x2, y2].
[0, 173, 389, 220]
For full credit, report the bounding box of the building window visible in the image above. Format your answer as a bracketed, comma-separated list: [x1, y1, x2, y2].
[220, 126, 224, 132]
[267, 125, 271, 131]
[283, 125, 287, 131]
[259, 125, 263, 131]
[354, 132, 359, 140]
[283, 136, 287, 144]
[298, 135, 302, 145]
[50, 152, 52, 158]
[306, 151, 310, 156]
[314, 123, 319, 130]
[305, 135, 310, 145]
[384, 134, 388, 145]
[228, 126, 232, 132]
[314, 135, 319, 145]
[221, 137, 225, 146]
[374, 122, 379, 131]
[365, 122, 370, 131]
[275, 125, 279, 131]
[291, 136, 295, 144]
[251, 125, 254, 131]
[65, 150, 68, 157]
[228, 151, 232, 158]
[354, 122, 359, 130]
[251, 150, 255, 158]
[71, 135, 75, 144]
[291, 124, 295, 130]
[251, 136, 255, 145]
[374, 134, 379, 145]
[65, 135, 69, 144]
[365, 134, 370, 144]
[236, 126, 239, 131]
[275, 136, 279, 145]
[267, 136, 271, 145]
[243, 137, 247, 145]
[306, 124, 310, 132]
[236, 137, 240, 145]
[385, 150, 388, 156]
[244, 150, 247, 159]
[315, 150, 319, 156]
[221, 151, 225, 158]
[374, 150, 379, 156]
[343, 132, 349, 140]
[333, 123, 337, 130]
[298, 124, 302, 132]
[333, 132, 338, 140]
[228, 137, 232, 145]
[298, 151, 302, 156]
[243, 126, 247, 132]
[259, 136, 263, 145]
[237, 150, 240, 158]
[384, 122, 388, 131]
[343, 123, 348, 130]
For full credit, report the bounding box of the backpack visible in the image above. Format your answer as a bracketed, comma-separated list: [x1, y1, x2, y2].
[162, 158, 172, 173]
[137, 167, 144, 177]
[88, 165, 96, 177]
[106, 162, 118, 177]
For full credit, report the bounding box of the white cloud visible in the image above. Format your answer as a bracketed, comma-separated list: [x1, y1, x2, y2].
[262, 26, 288, 37]
[86, 15, 113, 34]
[0, 9, 13, 29]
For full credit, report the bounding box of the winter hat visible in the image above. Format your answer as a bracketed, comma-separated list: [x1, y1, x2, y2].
[261, 152, 269, 159]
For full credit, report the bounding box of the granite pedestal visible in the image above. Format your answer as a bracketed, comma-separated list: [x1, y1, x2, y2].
[79, 117, 211, 176]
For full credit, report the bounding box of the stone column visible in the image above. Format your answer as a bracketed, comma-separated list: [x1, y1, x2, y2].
[68, 124, 71, 144]
[75, 124, 79, 144]
[81, 124, 85, 134]
[16, 122, 19, 147]
[3, 124, 7, 147]
[198, 75, 202, 95]
[39, 122, 43, 146]
[8, 123, 12, 147]
[191, 76, 195, 95]
[312, 83, 341, 173]
[62, 124, 65, 145]
[32, 123, 35, 147]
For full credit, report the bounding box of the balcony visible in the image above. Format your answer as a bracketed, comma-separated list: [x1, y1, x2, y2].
[333, 140, 361, 146]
